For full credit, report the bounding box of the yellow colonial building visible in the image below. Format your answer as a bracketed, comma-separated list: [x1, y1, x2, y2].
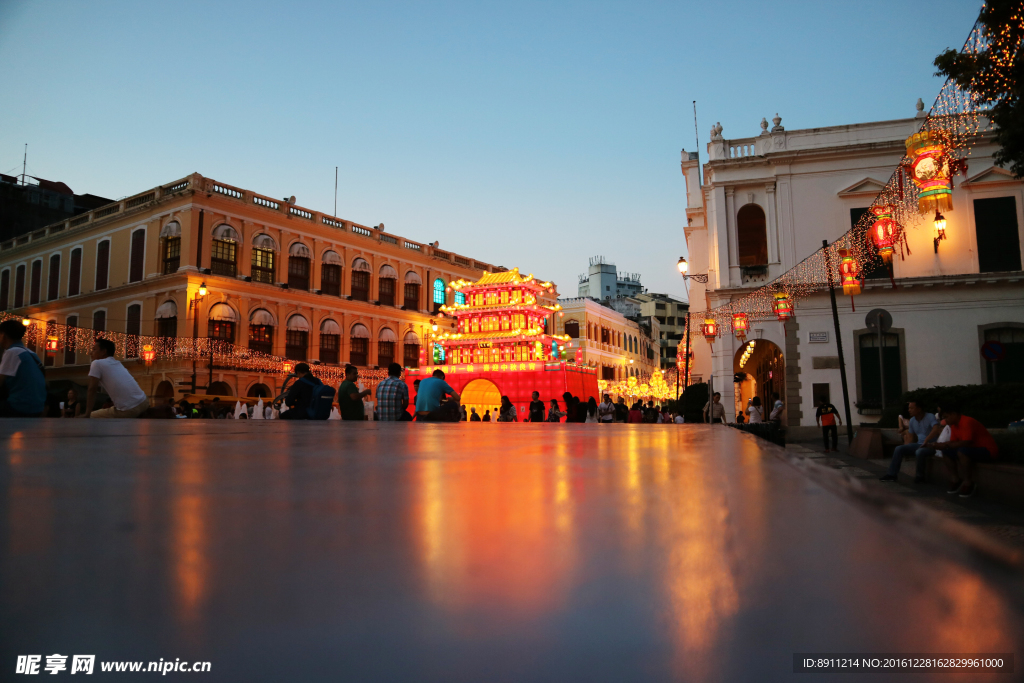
[0, 173, 499, 401]
[554, 297, 659, 381]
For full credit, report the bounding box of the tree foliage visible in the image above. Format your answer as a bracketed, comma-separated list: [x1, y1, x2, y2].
[934, 0, 1024, 177]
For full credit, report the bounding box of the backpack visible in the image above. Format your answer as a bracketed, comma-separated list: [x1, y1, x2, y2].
[301, 378, 336, 420]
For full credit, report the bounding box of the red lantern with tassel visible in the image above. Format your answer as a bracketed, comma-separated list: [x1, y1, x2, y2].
[773, 292, 794, 321]
[868, 205, 898, 264]
[732, 312, 749, 340]
[702, 318, 718, 343]
[839, 249, 862, 311]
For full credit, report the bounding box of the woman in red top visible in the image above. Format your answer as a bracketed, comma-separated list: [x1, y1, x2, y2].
[934, 403, 999, 498]
[628, 401, 644, 423]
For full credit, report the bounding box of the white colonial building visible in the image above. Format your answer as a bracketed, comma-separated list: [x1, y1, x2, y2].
[681, 105, 1024, 427]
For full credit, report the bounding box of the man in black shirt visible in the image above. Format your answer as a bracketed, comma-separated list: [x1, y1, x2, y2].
[614, 397, 629, 423]
[281, 363, 322, 420]
[528, 391, 545, 422]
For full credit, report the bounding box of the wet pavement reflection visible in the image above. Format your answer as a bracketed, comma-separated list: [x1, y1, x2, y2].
[1, 421, 1021, 682]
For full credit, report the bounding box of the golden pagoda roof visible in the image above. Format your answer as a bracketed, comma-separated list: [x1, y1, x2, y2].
[453, 267, 553, 290]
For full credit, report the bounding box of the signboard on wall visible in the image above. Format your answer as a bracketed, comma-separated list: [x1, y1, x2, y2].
[808, 331, 829, 343]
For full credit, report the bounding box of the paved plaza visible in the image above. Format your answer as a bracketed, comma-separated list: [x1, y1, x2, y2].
[2, 421, 1022, 682]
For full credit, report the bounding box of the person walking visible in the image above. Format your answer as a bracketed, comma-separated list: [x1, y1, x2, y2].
[614, 397, 628, 423]
[338, 364, 371, 421]
[374, 363, 409, 422]
[0, 319, 46, 418]
[82, 339, 150, 418]
[628, 401, 643, 423]
[497, 396, 518, 422]
[815, 398, 842, 452]
[598, 394, 615, 424]
[546, 399, 565, 422]
[527, 391, 545, 422]
[703, 392, 726, 424]
[585, 397, 599, 423]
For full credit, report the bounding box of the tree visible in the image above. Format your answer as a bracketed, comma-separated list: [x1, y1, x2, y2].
[934, 1, 1024, 177]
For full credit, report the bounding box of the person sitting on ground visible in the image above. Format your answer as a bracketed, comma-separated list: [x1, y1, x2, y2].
[546, 399, 565, 422]
[614, 396, 629, 423]
[469, 407, 481, 422]
[598, 394, 615, 424]
[497, 396, 518, 422]
[528, 391, 545, 422]
[814, 398, 841, 452]
[934, 403, 999, 498]
[375, 363, 409, 422]
[769, 392, 784, 423]
[415, 369, 461, 422]
[0, 319, 47, 418]
[83, 338, 150, 418]
[703, 392, 725, 424]
[628, 401, 643, 423]
[338, 364, 372, 421]
[62, 389, 83, 418]
[280, 362, 322, 420]
[482, 409, 491, 422]
[880, 400, 940, 483]
[747, 396, 765, 424]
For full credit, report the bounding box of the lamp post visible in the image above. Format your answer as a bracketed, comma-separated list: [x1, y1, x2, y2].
[676, 256, 707, 399]
[188, 282, 207, 394]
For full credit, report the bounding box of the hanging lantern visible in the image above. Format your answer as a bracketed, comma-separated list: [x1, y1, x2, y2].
[732, 313, 749, 340]
[45, 336, 59, 354]
[868, 205, 898, 264]
[702, 317, 718, 343]
[905, 130, 953, 214]
[282, 360, 295, 374]
[142, 344, 156, 366]
[839, 249, 862, 297]
[773, 292, 794, 321]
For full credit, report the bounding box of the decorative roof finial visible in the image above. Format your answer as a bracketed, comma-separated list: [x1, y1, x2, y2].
[771, 114, 784, 132]
[760, 117, 769, 134]
[915, 97, 926, 118]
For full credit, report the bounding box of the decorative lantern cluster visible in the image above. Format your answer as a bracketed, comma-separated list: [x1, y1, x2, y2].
[142, 344, 156, 366]
[702, 317, 718, 343]
[45, 336, 59, 354]
[868, 205, 898, 263]
[905, 130, 954, 214]
[282, 360, 296, 374]
[773, 292, 794, 321]
[732, 312, 749, 340]
[739, 340, 756, 369]
[838, 249, 862, 311]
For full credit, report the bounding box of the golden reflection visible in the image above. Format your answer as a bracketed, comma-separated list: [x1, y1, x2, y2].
[171, 445, 209, 627]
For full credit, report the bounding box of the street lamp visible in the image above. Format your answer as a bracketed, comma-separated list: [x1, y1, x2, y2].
[677, 257, 709, 395]
[189, 282, 208, 394]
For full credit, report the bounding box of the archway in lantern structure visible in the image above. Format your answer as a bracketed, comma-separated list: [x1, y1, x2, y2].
[460, 378, 502, 418]
[733, 338, 785, 422]
[247, 383, 271, 398]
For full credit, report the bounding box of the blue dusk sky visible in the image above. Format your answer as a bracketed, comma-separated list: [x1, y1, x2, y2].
[0, 0, 980, 301]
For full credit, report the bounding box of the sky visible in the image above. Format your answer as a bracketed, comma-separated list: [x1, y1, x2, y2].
[0, 0, 981, 301]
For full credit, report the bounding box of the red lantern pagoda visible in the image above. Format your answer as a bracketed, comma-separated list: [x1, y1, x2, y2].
[404, 268, 597, 417]
[868, 205, 898, 264]
[732, 312, 749, 340]
[839, 250, 862, 297]
[702, 317, 718, 343]
[773, 292, 794, 321]
[905, 130, 954, 214]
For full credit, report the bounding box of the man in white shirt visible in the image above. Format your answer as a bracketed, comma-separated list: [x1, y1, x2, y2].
[598, 394, 615, 424]
[84, 339, 150, 418]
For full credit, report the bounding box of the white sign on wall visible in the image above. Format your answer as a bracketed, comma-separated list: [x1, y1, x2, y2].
[808, 331, 829, 343]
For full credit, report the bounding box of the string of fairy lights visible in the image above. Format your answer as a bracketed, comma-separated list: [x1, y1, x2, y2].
[692, 13, 1019, 337]
[1, 312, 390, 389]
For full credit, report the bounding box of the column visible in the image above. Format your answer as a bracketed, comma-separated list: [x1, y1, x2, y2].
[724, 187, 738, 287]
[765, 183, 780, 265]
[310, 238, 322, 292]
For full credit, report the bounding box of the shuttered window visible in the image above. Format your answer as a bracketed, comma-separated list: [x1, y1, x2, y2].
[129, 230, 146, 282]
[14, 265, 25, 307]
[29, 260, 41, 304]
[68, 248, 81, 296]
[0, 270, 9, 310]
[92, 310, 106, 332]
[48, 254, 60, 300]
[95, 241, 110, 291]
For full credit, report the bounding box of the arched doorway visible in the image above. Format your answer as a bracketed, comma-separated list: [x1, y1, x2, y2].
[247, 383, 271, 398]
[461, 378, 502, 418]
[733, 339, 785, 422]
[154, 380, 175, 401]
[207, 381, 232, 396]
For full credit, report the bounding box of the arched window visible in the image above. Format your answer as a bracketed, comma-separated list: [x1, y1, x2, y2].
[378, 327, 396, 367]
[432, 278, 446, 313]
[285, 314, 309, 360]
[14, 264, 25, 307]
[403, 331, 420, 368]
[319, 319, 341, 364]
[248, 309, 275, 354]
[207, 381, 232, 397]
[156, 299, 178, 339]
[378, 264, 397, 306]
[251, 234, 277, 284]
[68, 248, 81, 296]
[404, 271, 421, 310]
[211, 225, 239, 276]
[350, 323, 369, 365]
[247, 383, 271, 398]
[321, 251, 342, 296]
[454, 291, 466, 305]
[351, 258, 370, 301]
[287, 243, 311, 291]
[564, 319, 580, 338]
[95, 240, 110, 291]
[208, 303, 238, 342]
[161, 222, 181, 274]
[737, 204, 768, 267]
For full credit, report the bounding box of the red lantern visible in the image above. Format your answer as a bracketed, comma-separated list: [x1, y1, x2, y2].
[282, 360, 296, 374]
[773, 292, 794, 321]
[905, 130, 953, 214]
[45, 336, 59, 354]
[142, 344, 156, 366]
[732, 313, 749, 340]
[839, 249, 862, 297]
[702, 317, 718, 343]
[868, 205, 897, 263]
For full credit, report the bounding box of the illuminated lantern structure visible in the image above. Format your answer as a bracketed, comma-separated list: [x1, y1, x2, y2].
[142, 344, 156, 366]
[282, 360, 296, 375]
[702, 317, 718, 343]
[404, 267, 597, 418]
[773, 292, 794, 321]
[868, 205, 898, 263]
[839, 249, 862, 297]
[45, 336, 59, 355]
[905, 130, 954, 214]
[732, 312, 749, 340]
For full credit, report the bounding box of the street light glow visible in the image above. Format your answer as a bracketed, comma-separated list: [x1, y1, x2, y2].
[676, 256, 688, 275]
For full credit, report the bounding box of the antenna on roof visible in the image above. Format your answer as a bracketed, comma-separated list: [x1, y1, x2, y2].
[21, 144, 27, 186]
[693, 101, 701, 186]
[334, 166, 338, 217]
